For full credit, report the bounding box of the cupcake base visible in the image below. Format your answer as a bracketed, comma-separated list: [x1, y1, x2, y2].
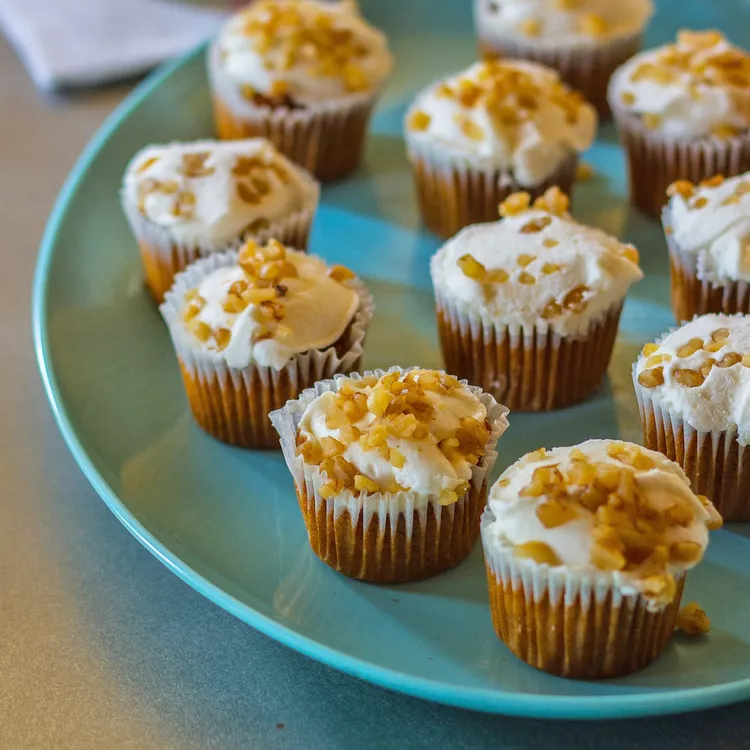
[635, 381, 750, 521]
[478, 34, 641, 119]
[295, 482, 487, 583]
[484, 560, 685, 679]
[409, 147, 578, 240]
[609, 107, 750, 218]
[436, 299, 622, 411]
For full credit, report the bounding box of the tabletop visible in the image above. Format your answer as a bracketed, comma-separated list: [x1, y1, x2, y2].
[2, 32, 750, 750]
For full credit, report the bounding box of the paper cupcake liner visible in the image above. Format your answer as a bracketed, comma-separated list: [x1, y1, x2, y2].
[207, 41, 379, 182]
[160, 249, 375, 449]
[480, 517, 685, 678]
[633, 364, 750, 521]
[269, 367, 510, 583]
[434, 288, 622, 410]
[406, 141, 578, 239]
[663, 207, 750, 323]
[121, 192, 317, 303]
[478, 33, 641, 118]
[608, 103, 750, 218]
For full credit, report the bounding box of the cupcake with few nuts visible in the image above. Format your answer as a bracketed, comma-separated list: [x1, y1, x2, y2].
[404, 60, 597, 239]
[269, 368, 509, 582]
[474, 0, 653, 117]
[664, 173, 750, 322]
[481, 439, 721, 678]
[634, 313, 750, 520]
[122, 138, 319, 302]
[431, 187, 643, 410]
[208, 0, 393, 181]
[608, 30, 750, 218]
[160, 238, 373, 448]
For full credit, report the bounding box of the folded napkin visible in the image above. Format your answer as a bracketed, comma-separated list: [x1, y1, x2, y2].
[0, 0, 233, 90]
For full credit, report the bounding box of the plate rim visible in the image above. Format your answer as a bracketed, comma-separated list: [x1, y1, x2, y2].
[32, 41, 750, 721]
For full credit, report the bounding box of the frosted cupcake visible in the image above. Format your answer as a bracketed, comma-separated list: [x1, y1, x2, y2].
[481, 439, 721, 678]
[270, 368, 509, 582]
[404, 60, 597, 239]
[160, 238, 373, 448]
[634, 313, 750, 520]
[664, 173, 750, 322]
[431, 188, 642, 410]
[208, 0, 393, 181]
[122, 139, 319, 302]
[608, 31, 750, 218]
[474, 0, 653, 117]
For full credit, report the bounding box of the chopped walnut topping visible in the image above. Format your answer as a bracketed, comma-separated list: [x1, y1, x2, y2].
[638, 367, 665, 388]
[514, 541, 561, 565]
[408, 110, 431, 131]
[533, 186, 570, 216]
[541, 262, 561, 275]
[499, 192, 531, 217]
[620, 91, 636, 106]
[672, 368, 705, 387]
[519, 19, 541, 37]
[676, 602, 711, 635]
[518, 271, 536, 285]
[701, 174, 725, 188]
[691, 196, 709, 210]
[517, 253, 536, 267]
[667, 179, 695, 199]
[457, 254, 487, 281]
[519, 217, 552, 234]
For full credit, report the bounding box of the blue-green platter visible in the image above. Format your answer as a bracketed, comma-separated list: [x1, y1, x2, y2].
[33, 0, 750, 719]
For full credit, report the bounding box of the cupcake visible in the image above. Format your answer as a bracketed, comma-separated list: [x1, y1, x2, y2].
[474, 0, 653, 118]
[404, 60, 597, 239]
[160, 238, 373, 448]
[208, 0, 393, 181]
[481, 439, 722, 678]
[608, 30, 750, 218]
[634, 313, 750, 520]
[269, 368, 509, 582]
[431, 187, 643, 410]
[664, 173, 750, 322]
[122, 138, 319, 302]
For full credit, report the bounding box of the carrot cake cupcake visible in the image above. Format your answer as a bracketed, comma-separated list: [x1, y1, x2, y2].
[431, 188, 642, 410]
[474, 0, 653, 117]
[270, 368, 509, 582]
[208, 0, 393, 181]
[404, 60, 597, 239]
[481, 439, 721, 678]
[122, 138, 319, 302]
[664, 173, 750, 322]
[608, 30, 750, 218]
[634, 313, 750, 520]
[160, 238, 373, 448]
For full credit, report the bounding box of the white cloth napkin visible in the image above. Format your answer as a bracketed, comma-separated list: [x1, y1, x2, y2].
[0, 0, 232, 90]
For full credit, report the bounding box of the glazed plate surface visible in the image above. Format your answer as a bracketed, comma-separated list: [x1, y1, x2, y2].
[33, 0, 750, 718]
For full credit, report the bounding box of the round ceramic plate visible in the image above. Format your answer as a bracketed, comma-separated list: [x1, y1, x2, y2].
[33, 0, 750, 719]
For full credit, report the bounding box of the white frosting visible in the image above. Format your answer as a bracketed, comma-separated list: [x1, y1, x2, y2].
[474, 0, 653, 49]
[217, 0, 393, 105]
[185, 250, 359, 370]
[484, 440, 713, 593]
[430, 209, 642, 336]
[610, 32, 750, 140]
[404, 61, 597, 185]
[668, 173, 750, 283]
[123, 139, 318, 249]
[298, 374, 488, 498]
[635, 314, 750, 444]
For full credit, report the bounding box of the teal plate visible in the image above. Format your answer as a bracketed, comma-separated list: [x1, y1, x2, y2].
[33, 0, 750, 719]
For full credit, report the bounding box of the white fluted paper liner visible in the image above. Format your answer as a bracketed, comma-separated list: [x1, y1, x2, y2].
[608, 93, 750, 217]
[207, 40, 381, 181]
[406, 134, 578, 238]
[159, 248, 373, 446]
[632, 344, 750, 520]
[269, 366, 510, 535]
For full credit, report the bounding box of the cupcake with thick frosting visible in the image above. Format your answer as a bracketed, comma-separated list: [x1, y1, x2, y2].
[634, 313, 750, 520]
[481, 439, 721, 677]
[270, 367, 509, 582]
[208, 0, 393, 181]
[160, 238, 373, 448]
[404, 60, 597, 239]
[474, 0, 653, 117]
[664, 173, 750, 322]
[431, 187, 642, 410]
[122, 138, 319, 301]
[608, 30, 750, 217]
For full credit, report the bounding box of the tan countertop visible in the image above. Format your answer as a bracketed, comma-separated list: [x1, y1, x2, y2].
[2, 33, 749, 750]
